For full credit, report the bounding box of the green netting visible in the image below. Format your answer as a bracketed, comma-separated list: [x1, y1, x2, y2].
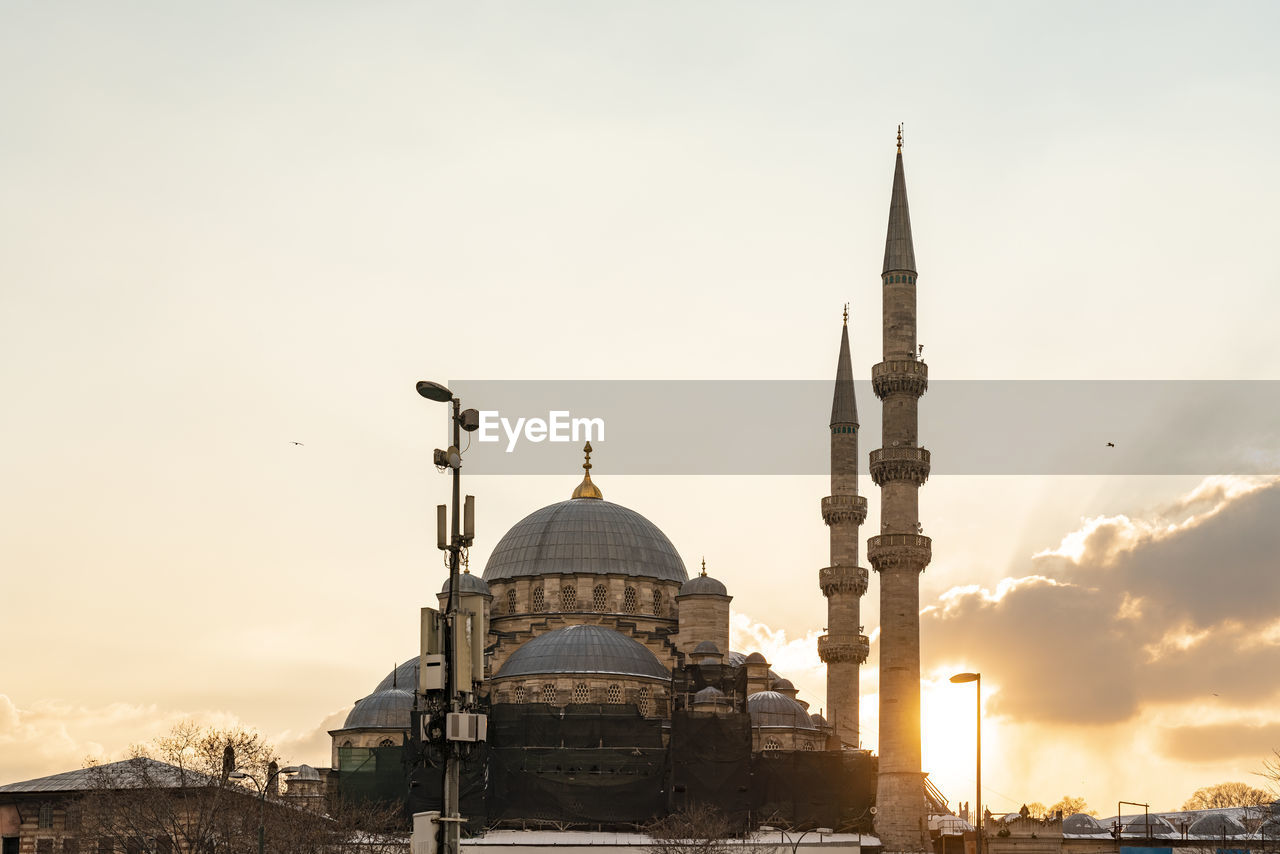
[338, 745, 410, 805]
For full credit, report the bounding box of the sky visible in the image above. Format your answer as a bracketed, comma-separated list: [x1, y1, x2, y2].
[3, 0, 1280, 816]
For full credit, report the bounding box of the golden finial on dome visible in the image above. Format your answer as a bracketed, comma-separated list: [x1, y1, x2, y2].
[571, 441, 603, 500]
[897, 123, 904, 153]
[700, 557, 707, 577]
[843, 303, 849, 326]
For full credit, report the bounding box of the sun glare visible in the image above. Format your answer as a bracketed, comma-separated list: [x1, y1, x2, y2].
[921, 671, 1001, 812]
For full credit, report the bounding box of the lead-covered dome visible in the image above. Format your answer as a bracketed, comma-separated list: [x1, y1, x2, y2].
[747, 691, 817, 729]
[482, 499, 688, 583]
[342, 687, 414, 729]
[494, 625, 670, 680]
[439, 572, 491, 597]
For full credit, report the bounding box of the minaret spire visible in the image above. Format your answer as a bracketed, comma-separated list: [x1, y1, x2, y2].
[869, 132, 932, 853]
[817, 308, 869, 750]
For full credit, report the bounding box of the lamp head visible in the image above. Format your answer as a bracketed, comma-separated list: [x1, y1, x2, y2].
[416, 380, 454, 402]
[950, 672, 980, 683]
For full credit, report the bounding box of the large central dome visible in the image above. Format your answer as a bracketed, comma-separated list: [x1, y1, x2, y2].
[482, 498, 688, 583]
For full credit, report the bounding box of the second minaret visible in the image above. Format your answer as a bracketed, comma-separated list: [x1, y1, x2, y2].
[818, 309, 870, 748]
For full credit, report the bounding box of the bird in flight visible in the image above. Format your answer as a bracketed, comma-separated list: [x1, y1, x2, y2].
[1106, 442, 1115, 447]
[290, 441, 304, 446]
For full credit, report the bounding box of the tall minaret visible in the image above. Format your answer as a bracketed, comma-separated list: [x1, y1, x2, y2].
[817, 306, 870, 749]
[868, 126, 932, 853]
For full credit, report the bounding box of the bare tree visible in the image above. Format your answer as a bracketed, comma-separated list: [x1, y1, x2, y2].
[644, 804, 737, 854]
[1181, 782, 1274, 811]
[1047, 796, 1095, 818]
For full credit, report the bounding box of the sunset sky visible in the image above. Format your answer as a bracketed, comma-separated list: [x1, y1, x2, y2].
[3, 1, 1280, 816]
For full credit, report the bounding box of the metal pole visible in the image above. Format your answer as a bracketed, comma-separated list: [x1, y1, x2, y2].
[975, 674, 982, 854]
[445, 397, 462, 854]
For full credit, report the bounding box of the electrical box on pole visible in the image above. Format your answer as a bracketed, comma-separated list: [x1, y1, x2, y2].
[462, 495, 475, 544]
[452, 612, 472, 692]
[420, 608, 446, 693]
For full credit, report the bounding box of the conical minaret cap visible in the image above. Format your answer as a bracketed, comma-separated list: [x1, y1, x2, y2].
[882, 130, 917, 275]
[830, 312, 858, 427]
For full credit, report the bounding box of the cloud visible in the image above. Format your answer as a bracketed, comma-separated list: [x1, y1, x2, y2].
[924, 477, 1280, 726]
[1159, 721, 1280, 763]
[729, 612, 827, 707]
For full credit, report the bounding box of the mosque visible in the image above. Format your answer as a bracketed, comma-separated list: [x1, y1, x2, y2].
[329, 444, 830, 762]
[326, 132, 934, 841]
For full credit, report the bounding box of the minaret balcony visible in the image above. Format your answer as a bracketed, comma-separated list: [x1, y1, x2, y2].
[819, 565, 869, 597]
[817, 633, 870, 665]
[822, 494, 868, 526]
[871, 359, 928, 399]
[869, 447, 931, 486]
[867, 534, 932, 573]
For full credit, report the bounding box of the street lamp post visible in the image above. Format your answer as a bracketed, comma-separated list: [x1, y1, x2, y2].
[950, 673, 981, 854]
[416, 379, 479, 854]
[229, 764, 298, 854]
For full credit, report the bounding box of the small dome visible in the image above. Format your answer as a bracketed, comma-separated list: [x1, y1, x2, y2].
[771, 678, 795, 691]
[726, 651, 780, 681]
[439, 572, 491, 597]
[1062, 814, 1107, 835]
[1121, 815, 1175, 837]
[495, 625, 669, 680]
[744, 652, 768, 664]
[692, 641, 721, 655]
[341, 688, 414, 730]
[693, 686, 726, 702]
[680, 575, 728, 597]
[747, 691, 816, 729]
[291, 764, 321, 782]
[810, 713, 828, 726]
[1188, 814, 1245, 837]
[482, 500, 687, 583]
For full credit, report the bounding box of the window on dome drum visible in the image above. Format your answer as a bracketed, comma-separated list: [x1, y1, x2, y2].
[506, 589, 517, 615]
[514, 685, 527, 704]
[623, 587, 638, 614]
[593, 584, 608, 612]
[542, 684, 557, 705]
[607, 684, 622, 704]
[638, 686, 652, 716]
[378, 738, 394, 747]
[573, 682, 589, 703]
[651, 588, 663, 616]
[39, 803, 53, 828]
[561, 585, 577, 611]
[763, 737, 782, 751]
[532, 587, 546, 612]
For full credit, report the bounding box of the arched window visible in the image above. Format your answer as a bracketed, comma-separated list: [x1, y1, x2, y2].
[514, 685, 527, 704]
[638, 686, 652, 716]
[763, 737, 782, 751]
[651, 588, 664, 616]
[506, 589, 517, 615]
[542, 683, 557, 704]
[341, 740, 352, 748]
[606, 684, 622, 704]
[532, 587, 546, 612]
[561, 585, 577, 611]
[623, 587, 638, 614]
[38, 803, 53, 828]
[593, 584, 608, 612]
[378, 738, 394, 748]
[573, 682, 590, 703]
